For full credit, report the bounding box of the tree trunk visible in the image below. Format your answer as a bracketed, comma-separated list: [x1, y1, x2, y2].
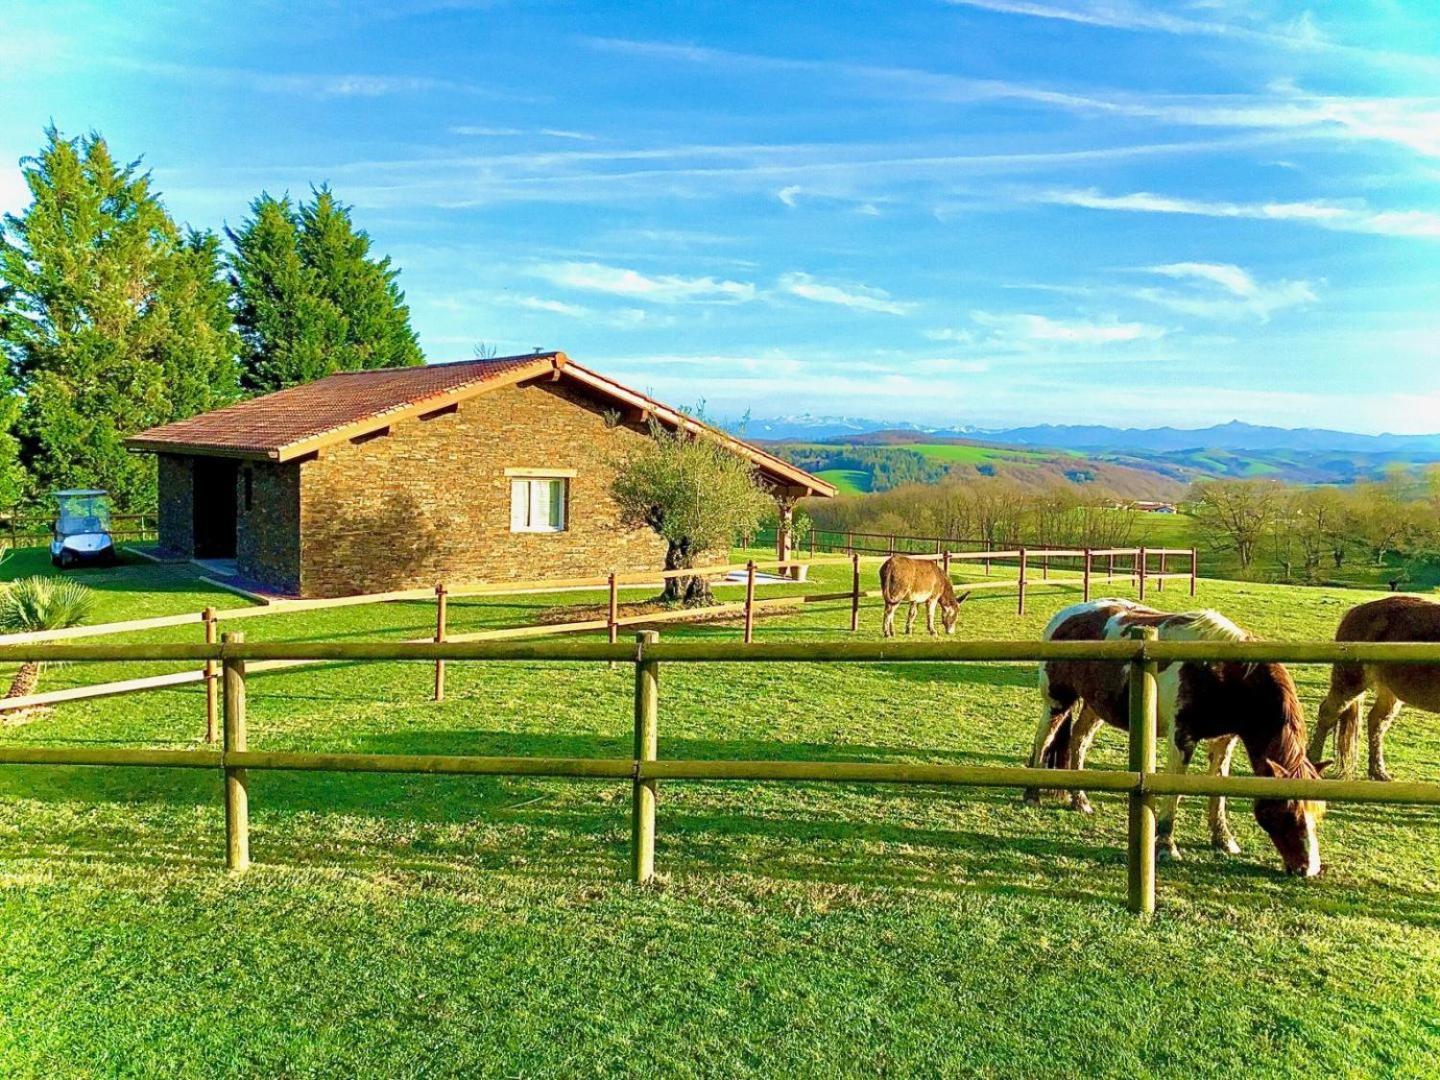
[660, 540, 714, 606]
[2, 661, 42, 722]
[5, 661, 40, 700]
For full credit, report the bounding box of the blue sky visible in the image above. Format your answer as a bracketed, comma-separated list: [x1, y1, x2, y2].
[3, 1, 1439, 432]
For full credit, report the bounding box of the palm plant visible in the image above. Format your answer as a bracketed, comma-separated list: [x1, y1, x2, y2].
[0, 576, 95, 701]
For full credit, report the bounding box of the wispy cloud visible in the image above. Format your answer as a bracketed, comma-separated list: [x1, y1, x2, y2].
[777, 184, 803, 208]
[586, 38, 1440, 159]
[971, 311, 1165, 344]
[779, 272, 916, 316]
[533, 261, 757, 304]
[941, 0, 1440, 77]
[1034, 189, 1440, 239]
[453, 125, 598, 141]
[1137, 262, 1317, 321]
[110, 58, 531, 100]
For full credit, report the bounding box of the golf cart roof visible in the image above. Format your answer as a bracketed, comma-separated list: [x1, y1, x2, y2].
[54, 489, 108, 497]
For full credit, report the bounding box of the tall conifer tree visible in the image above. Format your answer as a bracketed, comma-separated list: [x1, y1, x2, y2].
[228, 186, 421, 393]
[0, 128, 240, 509]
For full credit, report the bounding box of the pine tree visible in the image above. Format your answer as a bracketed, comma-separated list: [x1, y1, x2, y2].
[229, 186, 422, 393]
[227, 194, 345, 393]
[0, 128, 240, 509]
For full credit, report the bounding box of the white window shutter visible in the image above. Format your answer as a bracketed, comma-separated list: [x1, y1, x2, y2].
[510, 481, 528, 531]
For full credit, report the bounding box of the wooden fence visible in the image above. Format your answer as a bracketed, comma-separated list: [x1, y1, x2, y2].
[4, 633, 1440, 913]
[1, 512, 157, 546]
[0, 545, 1193, 723]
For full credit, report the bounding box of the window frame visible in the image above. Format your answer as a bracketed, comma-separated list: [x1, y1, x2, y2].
[508, 473, 571, 534]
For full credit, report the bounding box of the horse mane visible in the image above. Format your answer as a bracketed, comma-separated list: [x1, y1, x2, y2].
[1162, 609, 1249, 643]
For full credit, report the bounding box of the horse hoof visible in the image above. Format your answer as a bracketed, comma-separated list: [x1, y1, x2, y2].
[1021, 789, 1041, 807]
[1157, 842, 1182, 862]
[1212, 835, 1241, 855]
[1371, 769, 1393, 783]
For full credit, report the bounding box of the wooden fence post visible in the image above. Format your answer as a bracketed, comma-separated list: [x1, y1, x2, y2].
[608, 572, 619, 645]
[203, 607, 218, 744]
[1017, 547, 1028, 616]
[632, 630, 660, 884]
[433, 583, 448, 702]
[1083, 549, 1092, 603]
[942, 549, 950, 580]
[743, 560, 757, 644]
[1108, 551, 1115, 580]
[1137, 546, 1148, 602]
[1157, 550, 1166, 592]
[223, 631, 249, 873]
[984, 539, 991, 576]
[1042, 552, 1049, 581]
[1126, 625, 1158, 915]
[850, 551, 861, 633]
[1190, 547, 1199, 597]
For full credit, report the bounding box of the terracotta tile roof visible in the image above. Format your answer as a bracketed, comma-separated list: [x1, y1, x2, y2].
[126, 351, 836, 496]
[127, 354, 555, 457]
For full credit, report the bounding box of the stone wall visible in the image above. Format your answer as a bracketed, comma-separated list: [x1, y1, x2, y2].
[155, 455, 194, 558]
[296, 380, 670, 597]
[236, 462, 301, 594]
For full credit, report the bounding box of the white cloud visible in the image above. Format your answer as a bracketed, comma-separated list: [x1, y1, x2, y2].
[971, 311, 1165, 344]
[585, 37, 1440, 159]
[1138, 262, 1317, 321]
[513, 295, 591, 317]
[1036, 189, 1440, 239]
[110, 59, 530, 100]
[778, 272, 916, 316]
[777, 185, 803, 208]
[925, 327, 977, 344]
[533, 261, 757, 303]
[0, 167, 31, 217]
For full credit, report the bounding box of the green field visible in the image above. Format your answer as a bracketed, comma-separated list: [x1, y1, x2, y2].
[3, 549, 1440, 1075]
[814, 467, 872, 494]
[905, 442, 1055, 465]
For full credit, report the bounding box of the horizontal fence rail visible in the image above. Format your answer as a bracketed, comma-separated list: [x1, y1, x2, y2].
[5, 634, 1440, 913]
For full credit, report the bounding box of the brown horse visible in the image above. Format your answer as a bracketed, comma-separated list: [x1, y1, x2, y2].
[1310, 595, 1440, 780]
[1027, 599, 1325, 876]
[879, 555, 968, 637]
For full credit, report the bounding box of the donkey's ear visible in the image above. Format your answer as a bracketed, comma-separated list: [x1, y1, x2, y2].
[1265, 757, 1292, 778]
[956, 591, 971, 605]
[1314, 759, 1333, 774]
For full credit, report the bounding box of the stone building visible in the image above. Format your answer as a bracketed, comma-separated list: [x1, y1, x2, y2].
[127, 352, 834, 597]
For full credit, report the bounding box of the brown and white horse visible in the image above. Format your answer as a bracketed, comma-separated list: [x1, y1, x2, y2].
[1310, 595, 1440, 780]
[1026, 598, 1325, 877]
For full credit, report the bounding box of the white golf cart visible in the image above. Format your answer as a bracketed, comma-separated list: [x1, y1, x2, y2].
[50, 489, 117, 568]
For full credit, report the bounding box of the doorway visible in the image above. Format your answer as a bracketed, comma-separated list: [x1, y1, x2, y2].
[192, 458, 238, 559]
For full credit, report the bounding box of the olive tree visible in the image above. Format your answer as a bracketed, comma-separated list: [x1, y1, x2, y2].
[611, 422, 774, 605]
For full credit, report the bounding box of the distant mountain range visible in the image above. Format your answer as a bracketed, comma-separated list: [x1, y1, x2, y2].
[733, 415, 1440, 454]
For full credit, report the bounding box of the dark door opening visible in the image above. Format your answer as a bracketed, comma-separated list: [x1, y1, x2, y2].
[192, 458, 239, 559]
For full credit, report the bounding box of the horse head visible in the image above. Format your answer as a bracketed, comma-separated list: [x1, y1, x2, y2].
[941, 590, 970, 635]
[1255, 754, 1326, 877]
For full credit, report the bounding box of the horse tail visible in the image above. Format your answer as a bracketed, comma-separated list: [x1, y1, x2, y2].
[1044, 711, 1075, 769]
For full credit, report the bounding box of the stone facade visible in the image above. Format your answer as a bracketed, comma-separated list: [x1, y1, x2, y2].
[155, 455, 195, 559]
[236, 462, 302, 594]
[295, 380, 669, 597]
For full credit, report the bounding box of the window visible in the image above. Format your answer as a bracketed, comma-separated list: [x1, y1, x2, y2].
[510, 476, 568, 533]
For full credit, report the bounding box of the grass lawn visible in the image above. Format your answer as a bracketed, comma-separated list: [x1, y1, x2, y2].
[814, 467, 872, 494]
[3, 548, 1440, 1075]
